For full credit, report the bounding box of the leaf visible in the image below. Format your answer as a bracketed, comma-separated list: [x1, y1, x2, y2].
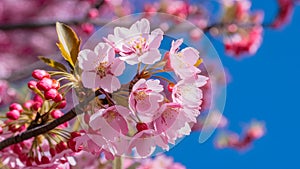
[56, 22, 81, 69]
[39, 56, 67, 72]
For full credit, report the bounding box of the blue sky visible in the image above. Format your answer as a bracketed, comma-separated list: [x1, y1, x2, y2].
[166, 1, 300, 169]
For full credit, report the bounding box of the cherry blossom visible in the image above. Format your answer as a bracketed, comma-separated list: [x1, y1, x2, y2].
[106, 18, 164, 65]
[167, 38, 201, 79]
[129, 79, 164, 122]
[78, 42, 125, 92]
[172, 75, 208, 109]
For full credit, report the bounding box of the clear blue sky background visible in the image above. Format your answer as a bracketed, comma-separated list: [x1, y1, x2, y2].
[164, 1, 300, 169]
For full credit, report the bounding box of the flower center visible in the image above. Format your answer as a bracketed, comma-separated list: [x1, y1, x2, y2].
[103, 110, 117, 123]
[134, 90, 147, 101]
[96, 62, 108, 78]
[129, 36, 147, 55]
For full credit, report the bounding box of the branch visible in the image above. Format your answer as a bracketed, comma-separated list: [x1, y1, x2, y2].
[0, 90, 101, 150]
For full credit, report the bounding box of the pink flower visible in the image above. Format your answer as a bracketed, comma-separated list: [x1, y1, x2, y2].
[137, 155, 186, 169]
[78, 42, 125, 93]
[172, 75, 208, 109]
[89, 105, 130, 140]
[129, 129, 169, 157]
[129, 79, 164, 122]
[154, 103, 194, 144]
[107, 18, 164, 65]
[168, 39, 201, 79]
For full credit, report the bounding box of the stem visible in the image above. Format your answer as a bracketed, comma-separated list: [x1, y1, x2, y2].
[113, 156, 123, 169]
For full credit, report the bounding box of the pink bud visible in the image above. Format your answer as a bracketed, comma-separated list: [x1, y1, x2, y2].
[32, 69, 50, 80]
[37, 78, 53, 91]
[18, 125, 26, 132]
[11, 144, 22, 155]
[56, 141, 67, 153]
[44, 89, 58, 100]
[88, 8, 99, 18]
[50, 147, 56, 157]
[26, 157, 33, 166]
[28, 80, 37, 89]
[32, 102, 42, 111]
[50, 110, 63, 119]
[23, 100, 34, 109]
[6, 110, 20, 120]
[51, 79, 60, 89]
[56, 99, 67, 109]
[0, 126, 3, 134]
[41, 156, 50, 164]
[81, 23, 94, 34]
[33, 95, 43, 103]
[53, 94, 63, 103]
[136, 123, 148, 132]
[9, 103, 23, 112]
[70, 131, 81, 139]
[35, 157, 41, 165]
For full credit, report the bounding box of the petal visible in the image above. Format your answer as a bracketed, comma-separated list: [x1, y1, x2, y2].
[145, 79, 163, 93]
[135, 138, 155, 157]
[94, 43, 114, 63]
[119, 53, 139, 65]
[89, 109, 105, 130]
[181, 47, 199, 65]
[78, 49, 98, 70]
[170, 39, 183, 54]
[100, 75, 121, 93]
[130, 18, 150, 34]
[139, 49, 161, 65]
[111, 58, 125, 76]
[81, 71, 97, 89]
[132, 79, 146, 92]
[148, 28, 164, 49]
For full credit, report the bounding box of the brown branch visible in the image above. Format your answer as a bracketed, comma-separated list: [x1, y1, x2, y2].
[0, 90, 101, 150]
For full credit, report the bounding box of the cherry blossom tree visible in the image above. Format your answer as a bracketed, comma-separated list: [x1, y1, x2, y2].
[0, 0, 298, 168]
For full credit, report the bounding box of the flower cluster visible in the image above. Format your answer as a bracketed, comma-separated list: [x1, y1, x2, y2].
[75, 18, 208, 158]
[212, 0, 264, 57]
[215, 120, 265, 150]
[0, 68, 82, 168]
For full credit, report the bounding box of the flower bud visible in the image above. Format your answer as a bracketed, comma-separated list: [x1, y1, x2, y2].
[37, 78, 53, 91]
[53, 94, 63, 103]
[23, 100, 34, 109]
[6, 110, 20, 120]
[88, 8, 99, 18]
[56, 99, 67, 109]
[9, 103, 23, 113]
[167, 83, 175, 92]
[41, 156, 50, 164]
[44, 89, 58, 100]
[33, 95, 43, 103]
[0, 126, 3, 134]
[70, 131, 81, 139]
[136, 123, 148, 132]
[50, 110, 63, 119]
[50, 147, 56, 157]
[28, 80, 37, 89]
[32, 102, 42, 111]
[51, 79, 60, 89]
[32, 69, 50, 80]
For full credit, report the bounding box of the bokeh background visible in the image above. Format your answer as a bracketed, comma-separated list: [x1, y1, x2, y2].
[167, 1, 300, 169]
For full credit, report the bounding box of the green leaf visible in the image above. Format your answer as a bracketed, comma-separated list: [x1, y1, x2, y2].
[38, 56, 67, 72]
[56, 22, 81, 69]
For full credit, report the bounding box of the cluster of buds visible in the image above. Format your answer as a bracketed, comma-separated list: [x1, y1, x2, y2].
[29, 69, 66, 109]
